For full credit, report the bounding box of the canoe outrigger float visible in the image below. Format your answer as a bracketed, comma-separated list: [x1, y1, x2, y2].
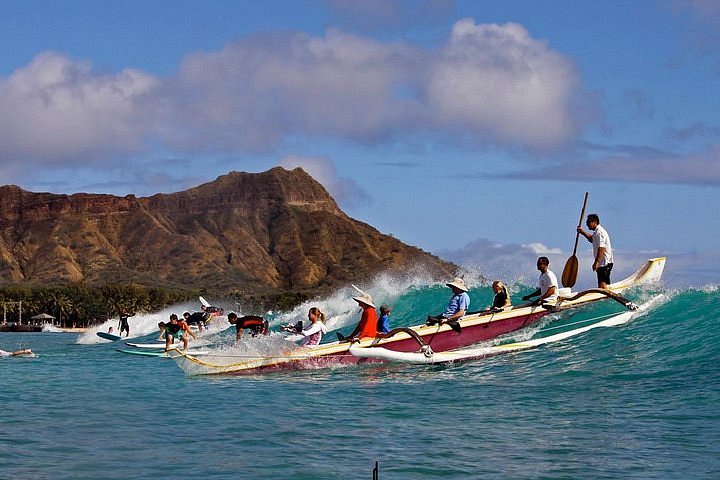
[168, 257, 665, 376]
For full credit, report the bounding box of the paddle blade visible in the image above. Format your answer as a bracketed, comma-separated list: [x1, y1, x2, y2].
[562, 255, 579, 288]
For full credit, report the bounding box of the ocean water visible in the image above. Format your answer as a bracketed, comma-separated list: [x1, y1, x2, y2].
[1, 279, 719, 479]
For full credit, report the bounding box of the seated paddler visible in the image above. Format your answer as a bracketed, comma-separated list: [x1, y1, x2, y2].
[426, 277, 470, 332]
[486, 280, 512, 312]
[337, 292, 378, 342]
[281, 307, 328, 347]
[521, 256, 559, 306]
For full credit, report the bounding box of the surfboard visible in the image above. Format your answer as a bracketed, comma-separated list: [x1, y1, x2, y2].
[97, 332, 122, 341]
[125, 339, 210, 349]
[125, 341, 172, 349]
[117, 348, 210, 358]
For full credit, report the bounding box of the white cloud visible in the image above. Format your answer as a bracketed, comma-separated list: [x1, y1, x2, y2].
[278, 155, 370, 206]
[0, 52, 158, 163]
[522, 242, 563, 255]
[155, 29, 413, 152]
[440, 238, 568, 285]
[0, 19, 590, 173]
[425, 19, 584, 149]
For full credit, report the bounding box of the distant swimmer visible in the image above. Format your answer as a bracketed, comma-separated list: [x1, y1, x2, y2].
[0, 348, 33, 357]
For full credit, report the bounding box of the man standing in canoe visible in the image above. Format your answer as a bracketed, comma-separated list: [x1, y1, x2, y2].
[522, 257, 558, 304]
[577, 214, 614, 288]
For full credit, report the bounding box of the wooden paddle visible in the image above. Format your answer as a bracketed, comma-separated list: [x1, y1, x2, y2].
[561, 192, 589, 288]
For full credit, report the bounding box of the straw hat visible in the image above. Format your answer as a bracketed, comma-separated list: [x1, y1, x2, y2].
[352, 292, 376, 308]
[446, 277, 468, 292]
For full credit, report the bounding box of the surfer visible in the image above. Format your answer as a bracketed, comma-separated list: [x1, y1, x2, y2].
[426, 277, 470, 332]
[577, 213, 614, 288]
[183, 311, 206, 332]
[0, 348, 33, 357]
[201, 303, 223, 317]
[118, 308, 133, 338]
[161, 314, 196, 351]
[227, 312, 269, 340]
[522, 257, 558, 305]
[282, 307, 328, 347]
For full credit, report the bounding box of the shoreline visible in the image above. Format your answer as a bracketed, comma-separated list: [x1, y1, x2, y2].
[0, 325, 89, 333]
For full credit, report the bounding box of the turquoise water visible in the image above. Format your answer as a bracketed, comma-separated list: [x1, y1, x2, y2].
[2, 283, 719, 479]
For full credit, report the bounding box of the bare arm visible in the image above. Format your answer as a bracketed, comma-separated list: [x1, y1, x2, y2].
[593, 247, 606, 271]
[540, 286, 556, 301]
[522, 289, 541, 301]
[445, 309, 466, 322]
[577, 226, 592, 242]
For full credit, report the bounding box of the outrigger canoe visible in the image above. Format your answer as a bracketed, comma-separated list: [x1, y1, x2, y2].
[348, 294, 666, 364]
[168, 257, 665, 376]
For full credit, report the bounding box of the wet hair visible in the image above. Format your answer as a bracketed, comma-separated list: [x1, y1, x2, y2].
[169, 313, 178, 321]
[183, 311, 190, 317]
[308, 307, 325, 323]
[537, 256, 550, 266]
[227, 312, 237, 323]
[587, 213, 600, 223]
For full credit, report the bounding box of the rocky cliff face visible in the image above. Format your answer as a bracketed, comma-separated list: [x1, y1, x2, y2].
[0, 167, 455, 294]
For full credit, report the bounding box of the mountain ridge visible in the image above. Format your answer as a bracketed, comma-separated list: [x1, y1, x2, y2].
[0, 167, 456, 296]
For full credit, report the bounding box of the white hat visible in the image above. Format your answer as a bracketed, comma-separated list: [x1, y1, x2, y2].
[446, 277, 468, 292]
[352, 293, 376, 308]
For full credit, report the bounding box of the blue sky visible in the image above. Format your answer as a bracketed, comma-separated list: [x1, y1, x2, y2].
[1, 0, 718, 287]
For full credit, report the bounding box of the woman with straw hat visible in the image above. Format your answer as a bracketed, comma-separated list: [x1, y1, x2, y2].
[338, 291, 378, 342]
